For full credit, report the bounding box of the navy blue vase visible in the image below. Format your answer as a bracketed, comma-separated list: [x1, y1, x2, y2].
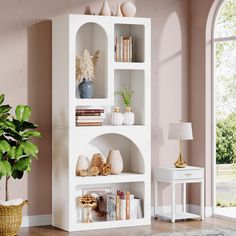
[78, 79, 94, 98]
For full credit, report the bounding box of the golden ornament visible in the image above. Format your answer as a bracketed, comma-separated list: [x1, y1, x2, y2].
[89, 166, 100, 176]
[91, 153, 104, 171]
[100, 163, 112, 176]
[79, 194, 97, 223]
[79, 170, 88, 177]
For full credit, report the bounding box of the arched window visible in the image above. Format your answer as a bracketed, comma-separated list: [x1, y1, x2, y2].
[214, 0, 236, 217]
[214, 0, 236, 120]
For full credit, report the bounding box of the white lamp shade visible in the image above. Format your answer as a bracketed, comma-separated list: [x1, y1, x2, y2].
[168, 122, 193, 140]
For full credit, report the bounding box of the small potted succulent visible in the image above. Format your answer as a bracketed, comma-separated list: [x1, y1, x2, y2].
[0, 94, 41, 236]
[115, 88, 135, 125]
[76, 49, 99, 98]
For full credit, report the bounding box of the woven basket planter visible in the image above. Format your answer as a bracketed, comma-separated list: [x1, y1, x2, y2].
[0, 200, 29, 236]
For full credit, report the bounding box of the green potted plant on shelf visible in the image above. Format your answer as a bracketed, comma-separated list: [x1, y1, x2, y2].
[115, 88, 135, 125]
[0, 94, 41, 236]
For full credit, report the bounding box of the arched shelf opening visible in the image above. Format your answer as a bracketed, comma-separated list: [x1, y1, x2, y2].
[89, 133, 145, 174]
[75, 23, 108, 99]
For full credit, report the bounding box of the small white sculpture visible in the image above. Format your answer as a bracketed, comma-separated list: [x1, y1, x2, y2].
[99, 0, 112, 16]
[121, 1, 136, 17]
[115, 4, 123, 17]
[84, 6, 92, 15]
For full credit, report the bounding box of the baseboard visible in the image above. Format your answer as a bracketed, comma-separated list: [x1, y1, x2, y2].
[151, 205, 213, 218]
[20, 205, 212, 227]
[21, 215, 52, 227]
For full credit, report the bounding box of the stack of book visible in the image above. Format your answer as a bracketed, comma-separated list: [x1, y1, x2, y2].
[115, 36, 133, 62]
[76, 107, 105, 126]
[107, 190, 142, 221]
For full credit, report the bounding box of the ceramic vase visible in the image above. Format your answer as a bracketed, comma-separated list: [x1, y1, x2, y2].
[78, 79, 94, 98]
[115, 4, 123, 17]
[99, 0, 112, 16]
[123, 107, 135, 125]
[111, 107, 123, 126]
[107, 149, 123, 174]
[121, 1, 136, 17]
[76, 155, 89, 175]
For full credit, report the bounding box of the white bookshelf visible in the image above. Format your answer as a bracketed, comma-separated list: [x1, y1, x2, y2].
[52, 14, 151, 232]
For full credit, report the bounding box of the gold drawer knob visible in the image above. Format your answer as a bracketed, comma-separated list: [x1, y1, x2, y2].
[185, 173, 192, 176]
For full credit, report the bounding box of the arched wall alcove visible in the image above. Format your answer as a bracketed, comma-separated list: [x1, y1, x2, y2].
[75, 22, 108, 99]
[81, 133, 145, 174]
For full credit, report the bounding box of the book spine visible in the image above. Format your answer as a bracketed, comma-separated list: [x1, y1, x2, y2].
[76, 109, 104, 113]
[76, 119, 104, 123]
[126, 191, 130, 220]
[76, 112, 102, 116]
[116, 36, 120, 62]
[116, 195, 120, 220]
[129, 36, 132, 62]
[120, 36, 123, 62]
[136, 198, 143, 219]
[76, 115, 105, 120]
[76, 122, 102, 126]
[120, 199, 126, 220]
[130, 194, 136, 220]
[115, 36, 117, 61]
[107, 194, 116, 221]
[123, 39, 127, 62]
[126, 39, 129, 62]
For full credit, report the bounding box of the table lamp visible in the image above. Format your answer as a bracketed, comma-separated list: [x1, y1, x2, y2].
[168, 122, 193, 168]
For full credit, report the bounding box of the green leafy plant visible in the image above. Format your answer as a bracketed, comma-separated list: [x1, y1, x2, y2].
[0, 94, 41, 201]
[115, 88, 134, 107]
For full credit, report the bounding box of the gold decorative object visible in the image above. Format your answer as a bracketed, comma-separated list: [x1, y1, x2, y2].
[100, 163, 112, 176]
[168, 122, 193, 168]
[91, 153, 104, 171]
[79, 194, 97, 223]
[89, 166, 100, 176]
[78, 170, 88, 177]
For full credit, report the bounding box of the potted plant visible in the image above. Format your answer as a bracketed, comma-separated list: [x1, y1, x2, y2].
[115, 88, 135, 125]
[0, 94, 41, 236]
[76, 49, 99, 98]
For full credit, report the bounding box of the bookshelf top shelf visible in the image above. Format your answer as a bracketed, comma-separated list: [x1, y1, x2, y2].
[114, 62, 146, 70]
[74, 172, 145, 186]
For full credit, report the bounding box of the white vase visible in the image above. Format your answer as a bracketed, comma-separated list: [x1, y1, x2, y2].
[99, 0, 112, 16]
[107, 149, 123, 174]
[111, 107, 123, 126]
[121, 1, 136, 17]
[115, 4, 123, 17]
[76, 155, 89, 175]
[123, 107, 135, 125]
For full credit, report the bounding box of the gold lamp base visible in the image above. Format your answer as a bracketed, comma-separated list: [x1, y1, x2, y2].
[175, 153, 187, 168]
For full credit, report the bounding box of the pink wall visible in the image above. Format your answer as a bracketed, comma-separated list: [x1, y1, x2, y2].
[0, 0, 216, 216]
[189, 0, 216, 207]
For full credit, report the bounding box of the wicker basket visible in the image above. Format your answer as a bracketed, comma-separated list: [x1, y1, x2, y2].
[0, 200, 29, 236]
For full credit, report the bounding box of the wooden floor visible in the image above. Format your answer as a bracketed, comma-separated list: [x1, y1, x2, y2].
[19, 217, 236, 236]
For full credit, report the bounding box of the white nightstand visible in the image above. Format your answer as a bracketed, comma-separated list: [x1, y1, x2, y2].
[154, 166, 204, 223]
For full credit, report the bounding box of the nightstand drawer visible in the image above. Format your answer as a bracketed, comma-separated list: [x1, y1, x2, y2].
[174, 169, 204, 180]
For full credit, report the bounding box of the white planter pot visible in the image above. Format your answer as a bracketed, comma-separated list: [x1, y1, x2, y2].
[111, 107, 123, 126]
[106, 149, 123, 174]
[123, 107, 135, 125]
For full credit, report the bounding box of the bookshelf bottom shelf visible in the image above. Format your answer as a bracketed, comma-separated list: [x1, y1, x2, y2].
[71, 218, 150, 231]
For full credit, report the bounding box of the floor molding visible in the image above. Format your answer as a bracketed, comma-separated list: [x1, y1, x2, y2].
[21, 215, 52, 227]
[21, 205, 213, 227]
